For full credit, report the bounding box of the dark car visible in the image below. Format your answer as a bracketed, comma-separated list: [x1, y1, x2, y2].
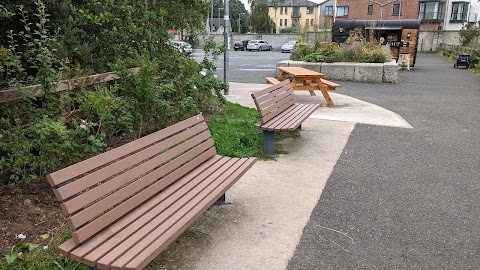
[234, 40, 249, 51]
[454, 54, 470, 69]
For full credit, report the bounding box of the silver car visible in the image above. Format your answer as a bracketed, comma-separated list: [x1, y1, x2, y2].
[281, 40, 298, 53]
[247, 40, 272, 51]
[171, 41, 193, 55]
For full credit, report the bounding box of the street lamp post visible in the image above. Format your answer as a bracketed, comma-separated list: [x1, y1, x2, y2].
[238, 13, 245, 33]
[218, 7, 224, 20]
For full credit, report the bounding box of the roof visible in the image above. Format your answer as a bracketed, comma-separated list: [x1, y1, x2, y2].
[208, 18, 225, 28]
[267, 0, 317, 7]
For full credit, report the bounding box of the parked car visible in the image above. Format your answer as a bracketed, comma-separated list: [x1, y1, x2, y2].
[281, 40, 298, 53]
[171, 41, 193, 55]
[247, 40, 272, 51]
[234, 40, 249, 51]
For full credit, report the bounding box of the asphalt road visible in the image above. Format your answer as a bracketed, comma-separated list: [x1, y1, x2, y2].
[287, 54, 480, 269]
[192, 49, 290, 83]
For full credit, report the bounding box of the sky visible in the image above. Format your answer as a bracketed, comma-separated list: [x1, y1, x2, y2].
[240, 0, 324, 11]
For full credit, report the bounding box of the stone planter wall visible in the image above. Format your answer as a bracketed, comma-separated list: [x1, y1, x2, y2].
[277, 59, 398, 83]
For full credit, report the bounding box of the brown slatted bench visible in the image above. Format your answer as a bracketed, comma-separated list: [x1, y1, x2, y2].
[251, 80, 320, 156]
[46, 114, 256, 270]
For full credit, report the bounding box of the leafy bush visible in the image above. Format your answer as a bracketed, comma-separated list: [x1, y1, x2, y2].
[459, 22, 480, 46]
[291, 39, 389, 64]
[303, 53, 326, 62]
[0, 1, 229, 186]
[280, 27, 297, 33]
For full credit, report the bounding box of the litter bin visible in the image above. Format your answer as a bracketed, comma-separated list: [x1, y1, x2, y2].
[454, 54, 470, 69]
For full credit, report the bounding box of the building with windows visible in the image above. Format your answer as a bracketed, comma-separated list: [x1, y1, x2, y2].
[267, 0, 319, 33]
[332, 0, 479, 31]
[443, 0, 480, 30]
[334, 0, 420, 21]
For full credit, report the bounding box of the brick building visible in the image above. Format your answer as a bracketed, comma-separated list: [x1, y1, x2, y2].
[335, 0, 419, 21]
[334, 0, 446, 31]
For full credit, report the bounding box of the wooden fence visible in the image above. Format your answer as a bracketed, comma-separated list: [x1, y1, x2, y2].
[0, 68, 140, 103]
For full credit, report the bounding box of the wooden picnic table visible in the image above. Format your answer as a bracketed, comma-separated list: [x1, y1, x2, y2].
[276, 66, 338, 106]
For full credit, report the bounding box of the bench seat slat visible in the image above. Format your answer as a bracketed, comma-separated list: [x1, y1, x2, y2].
[251, 80, 290, 99]
[255, 84, 291, 106]
[54, 123, 209, 202]
[273, 104, 319, 131]
[47, 115, 205, 187]
[95, 157, 248, 269]
[78, 156, 233, 264]
[118, 157, 256, 270]
[67, 138, 215, 231]
[67, 155, 225, 260]
[267, 104, 318, 131]
[61, 130, 212, 215]
[255, 103, 319, 131]
[259, 93, 295, 118]
[71, 146, 217, 243]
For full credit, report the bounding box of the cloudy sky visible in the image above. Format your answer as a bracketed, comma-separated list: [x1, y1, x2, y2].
[239, 0, 324, 11]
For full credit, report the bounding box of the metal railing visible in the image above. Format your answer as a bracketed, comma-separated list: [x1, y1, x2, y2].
[291, 12, 301, 18]
[419, 12, 444, 20]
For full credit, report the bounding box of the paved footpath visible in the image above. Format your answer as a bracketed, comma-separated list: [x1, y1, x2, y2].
[288, 54, 480, 269]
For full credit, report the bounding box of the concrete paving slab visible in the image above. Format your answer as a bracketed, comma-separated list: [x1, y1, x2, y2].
[228, 82, 412, 129]
[180, 119, 355, 270]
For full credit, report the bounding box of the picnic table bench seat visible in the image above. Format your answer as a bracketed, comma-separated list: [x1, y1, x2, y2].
[251, 80, 319, 156]
[46, 114, 256, 270]
[265, 76, 281, 84]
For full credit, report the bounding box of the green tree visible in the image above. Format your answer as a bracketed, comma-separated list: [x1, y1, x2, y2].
[249, 0, 273, 33]
[271, 0, 285, 33]
[211, 0, 248, 33]
[459, 21, 480, 46]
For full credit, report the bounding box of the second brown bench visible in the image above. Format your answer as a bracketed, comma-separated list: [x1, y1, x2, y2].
[251, 80, 320, 156]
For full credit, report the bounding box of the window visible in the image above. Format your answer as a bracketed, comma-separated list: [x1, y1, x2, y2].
[285, 7, 288, 15]
[280, 7, 283, 15]
[306, 19, 309, 26]
[311, 18, 314, 26]
[292, 7, 300, 17]
[337, 6, 349, 17]
[393, 4, 402, 16]
[368, 5, 373, 15]
[280, 19, 283, 26]
[418, 1, 445, 20]
[285, 19, 287, 27]
[325, 6, 333, 16]
[307, 7, 314, 14]
[451, 2, 469, 22]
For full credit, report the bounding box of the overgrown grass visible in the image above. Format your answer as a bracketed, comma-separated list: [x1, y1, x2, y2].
[208, 102, 264, 158]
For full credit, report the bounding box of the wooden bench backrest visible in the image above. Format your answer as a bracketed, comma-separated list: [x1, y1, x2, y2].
[46, 114, 216, 244]
[251, 80, 296, 124]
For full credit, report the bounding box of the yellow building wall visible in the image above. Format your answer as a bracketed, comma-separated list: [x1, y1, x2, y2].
[268, 6, 318, 33]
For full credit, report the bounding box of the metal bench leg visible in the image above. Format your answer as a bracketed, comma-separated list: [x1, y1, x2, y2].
[263, 130, 276, 157]
[215, 193, 232, 205]
[88, 266, 99, 270]
[296, 125, 304, 131]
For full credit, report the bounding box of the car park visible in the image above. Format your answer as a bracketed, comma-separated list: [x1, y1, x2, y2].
[234, 40, 249, 51]
[171, 41, 193, 55]
[247, 40, 272, 51]
[281, 40, 298, 53]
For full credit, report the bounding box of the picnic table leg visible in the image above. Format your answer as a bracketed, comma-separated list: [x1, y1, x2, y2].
[301, 80, 316, 96]
[263, 130, 276, 157]
[314, 77, 334, 106]
[277, 71, 287, 81]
